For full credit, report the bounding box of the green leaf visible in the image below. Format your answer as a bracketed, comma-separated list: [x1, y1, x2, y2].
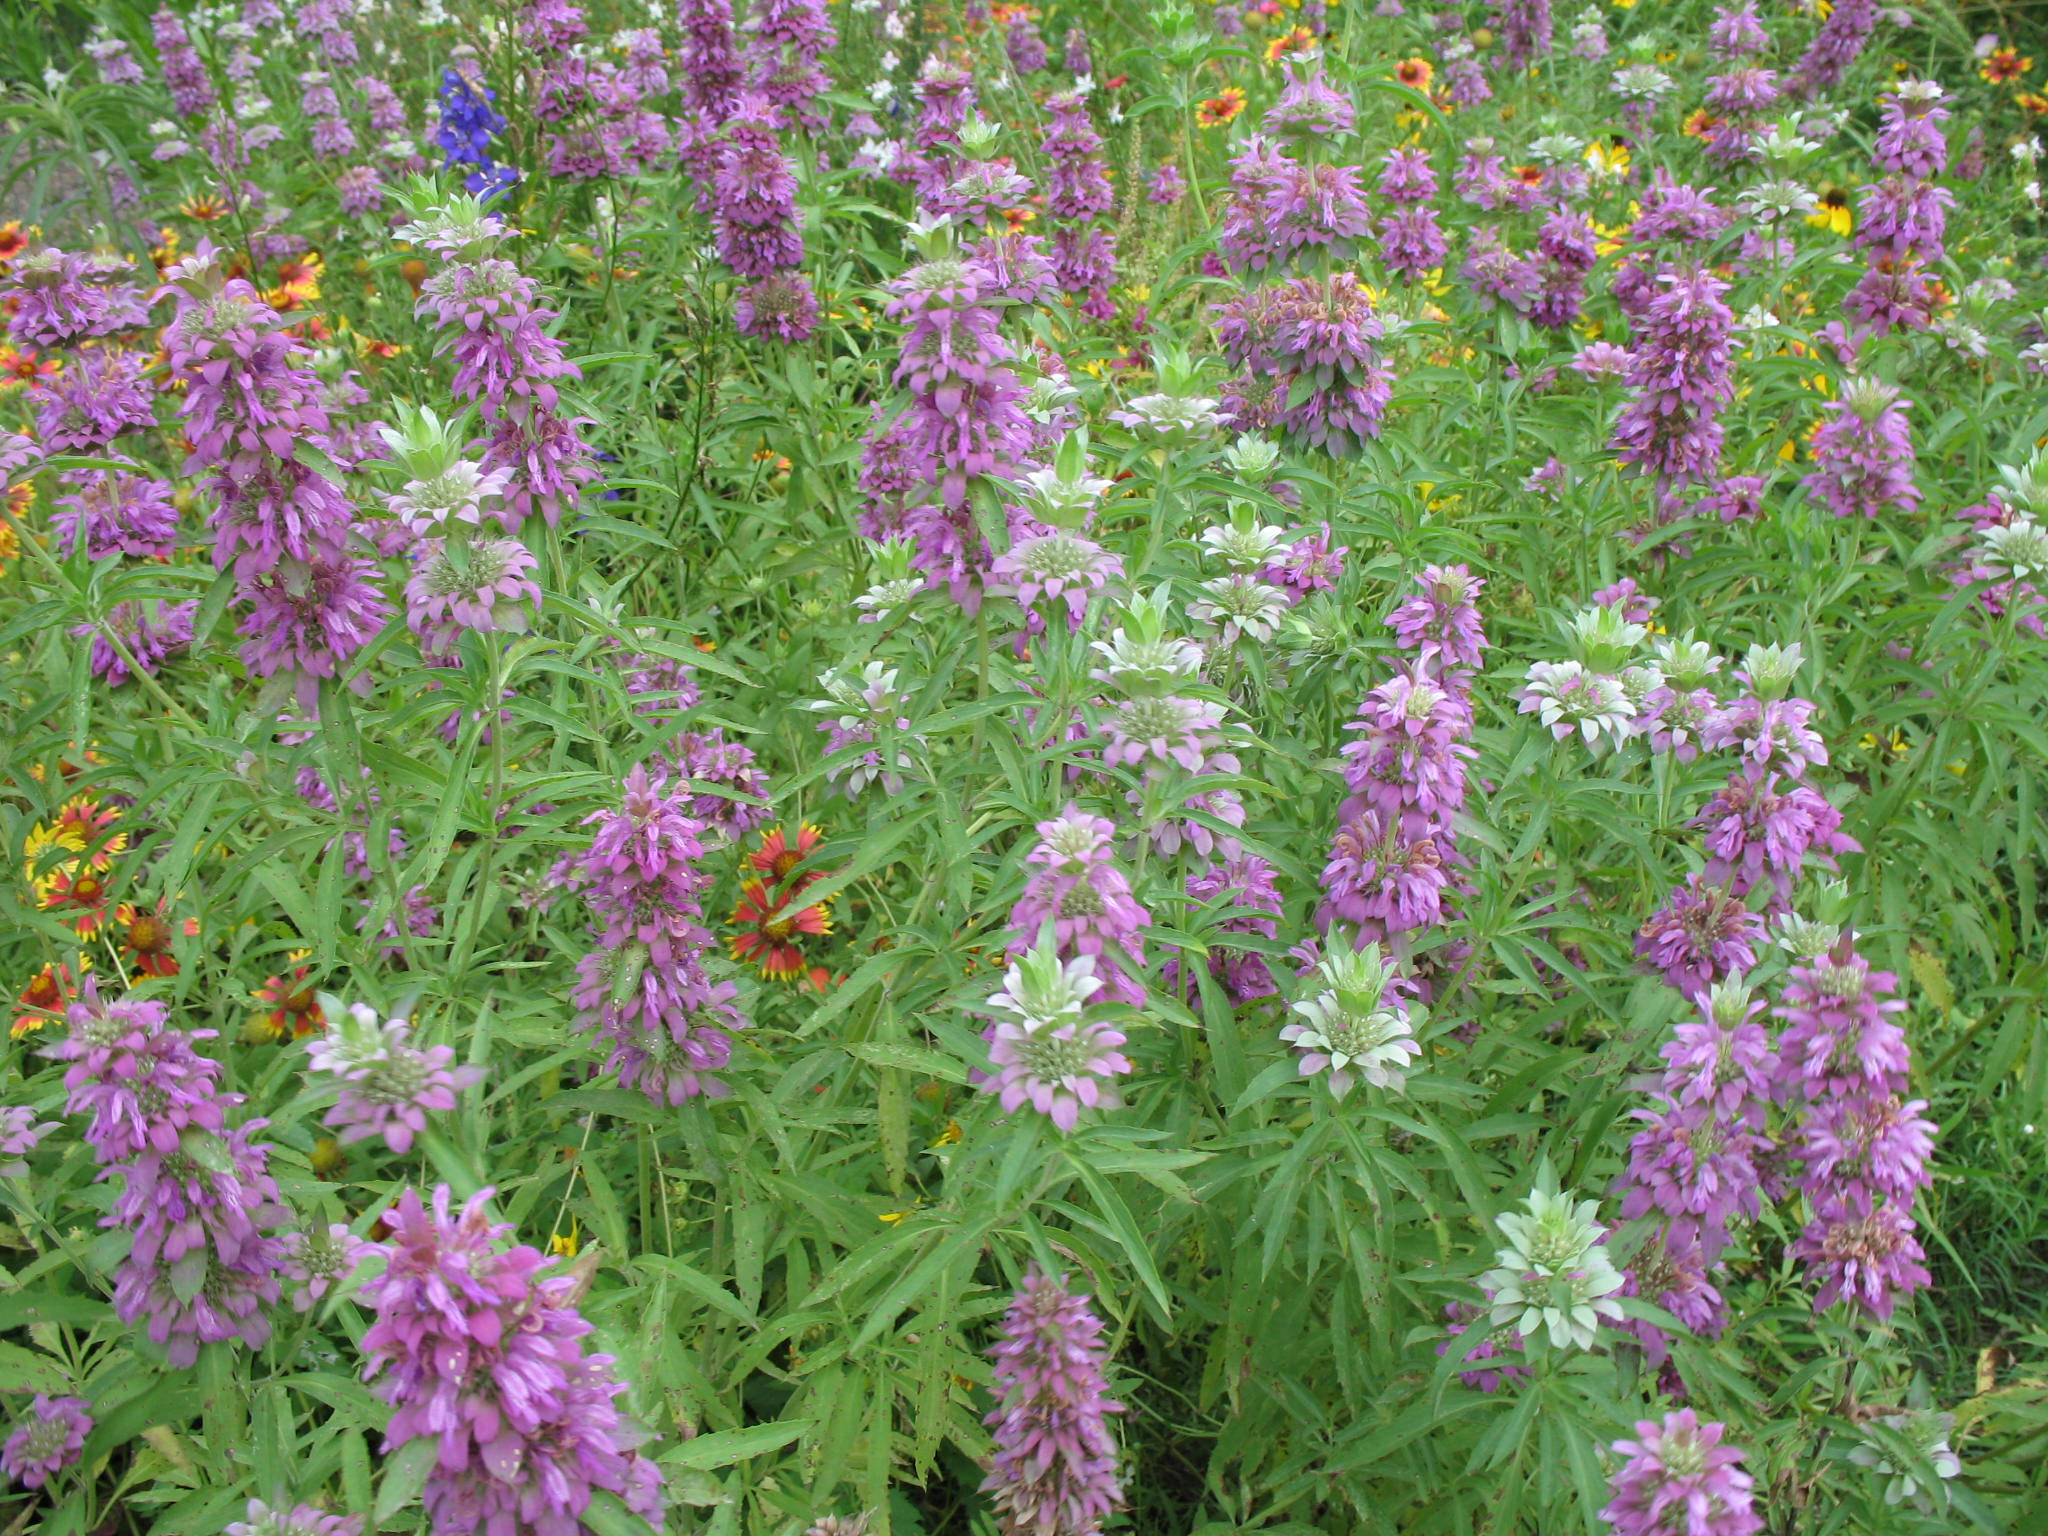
[374, 1437, 439, 1524]
[662, 1418, 814, 1471]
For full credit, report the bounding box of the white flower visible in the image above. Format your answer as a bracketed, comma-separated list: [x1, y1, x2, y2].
[1848, 1411, 1962, 1509]
[1112, 393, 1226, 442]
[1198, 520, 1286, 572]
[1979, 515, 2048, 581]
[1221, 435, 1281, 478]
[1518, 661, 1635, 745]
[1016, 464, 1114, 522]
[879, 49, 900, 73]
[1769, 910, 1841, 958]
[1739, 179, 1820, 224]
[1650, 631, 1721, 688]
[985, 945, 1103, 1030]
[1740, 640, 1805, 698]
[1279, 943, 1422, 1099]
[1481, 1188, 1625, 1352]
[2012, 138, 2042, 167]
[1090, 628, 1204, 694]
[386, 460, 515, 533]
[854, 577, 926, 621]
[1189, 574, 1290, 644]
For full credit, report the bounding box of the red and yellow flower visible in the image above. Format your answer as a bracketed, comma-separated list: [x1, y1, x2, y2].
[251, 955, 326, 1040]
[748, 823, 825, 889]
[1981, 48, 2031, 85]
[1264, 26, 1317, 64]
[729, 878, 833, 981]
[0, 222, 28, 269]
[113, 899, 199, 978]
[0, 346, 60, 388]
[13, 959, 85, 1037]
[1395, 58, 1433, 92]
[1196, 88, 1247, 128]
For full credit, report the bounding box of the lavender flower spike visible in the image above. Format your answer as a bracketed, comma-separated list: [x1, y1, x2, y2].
[983, 1266, 1125, 1536]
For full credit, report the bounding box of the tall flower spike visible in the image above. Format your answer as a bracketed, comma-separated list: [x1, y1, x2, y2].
[355, 1186, 666, 1534]
[982, 1267, 1125, 1536]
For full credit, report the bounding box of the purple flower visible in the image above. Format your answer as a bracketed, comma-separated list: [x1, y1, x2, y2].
[1699, 693, 1827, 781]
[75, 599, 197, 688]
[1635, 878, 1762, 996]
[678, 0, 746, 121]
[1775, 941, 1910, 1101]
[710, 99, 804, 277]
[3, 247, 149, 347]
[982, 1267, 1125, 1536]
[1147, 162, 1186, 206]
[1793, 0, 1879, 96]
[1318, 808, 1450, 947]
[979, 949, 1131, 1130]
[1215, 274, 1392, 456]
[1, 1397, 92, 1490]
[659, 727, 774, 834]
[1167, 856, 1283, 1004]
[225, 1500, 363, 1536]
[404, 535, 542, 649]
[0, 1106, 54, 1178]
[570, 766, 747, 1103]
[31, 347, 154, 450]
[151, 7, 215, 116]
[1707, 3, 1768, 58]
[1260, 523, 1347, 601]
[1380, 204, 1449, 281]
[237, 556, 391, 708]
[1693, 773, 1857, 902]
[994, 531, 1122, 628]
[355, 1186, 665, 1535]
[1801, 380, 1920, 521]
[1789, 1194, 1930, 1321]
[280, 1224, 358, 1313]
[1378, 146, 1437, 204]
[1618, 1231, 1727, 1365]
[1263, 63, 1355, 140]
[1618, 1095, 1767, 1249]
[48, 982, 288, 1367]
[1492, 0, 1554, 69]
[307, 1003, 485, 1155]
[1063, 25, 1093, 76]
[1856, 178, 1953, 263]
[1386, 564, 1489, 677]
[1601, 1410, 1761, 1536]
[1008, 806, 1152, 1007]
[735, 272, 820, 342]
[1340, 669, 1476, 836]
[1610, 266, 1734, 489]
[1100, 695, 1226, 773]
[1005, 10, 1048, 72]
[1874, 82, 1950, 180]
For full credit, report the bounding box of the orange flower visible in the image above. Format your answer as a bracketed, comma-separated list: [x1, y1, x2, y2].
[0, 222, 27, 268]
[23, 798, 125, 900]
[1264, 26, 1317, 64]
[748, 823, 825, 889]
[1513, 164, 1544, 187]
[2020, 91, 2048, 117]
[113, 899, 199, 978]
[1981, 48, 2031, 85]
[0, 345, 60, 388]
[1196, 88, 1247, 128]
[252, 959, 327, 1040]
[729, 879, 832, 980]
[13, 959, 84, 1038]
[1682, 109, 1724, 142]
[39, 866, 111, 937]
[1396, 58, 1434, 91]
